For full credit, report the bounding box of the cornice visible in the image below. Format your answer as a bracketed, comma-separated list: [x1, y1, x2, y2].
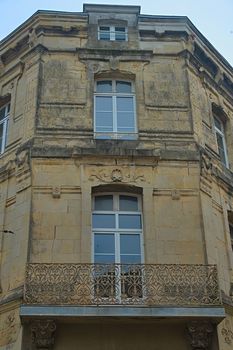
[181, 49, 233, 105]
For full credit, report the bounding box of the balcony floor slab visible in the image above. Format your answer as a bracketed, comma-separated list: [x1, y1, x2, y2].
[20, 305, 225, 323]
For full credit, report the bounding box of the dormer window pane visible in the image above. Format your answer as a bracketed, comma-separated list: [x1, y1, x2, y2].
[98, 26, 127, 41]
[115, 27, 126, 41]
[99, 26, 110, 40]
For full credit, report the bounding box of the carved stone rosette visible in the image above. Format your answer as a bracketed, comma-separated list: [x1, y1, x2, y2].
[186, 321, 214, 350]
[31, 320, 56, 349]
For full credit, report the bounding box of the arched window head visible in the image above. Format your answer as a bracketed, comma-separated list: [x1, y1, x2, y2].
[94, 79, 137, 140]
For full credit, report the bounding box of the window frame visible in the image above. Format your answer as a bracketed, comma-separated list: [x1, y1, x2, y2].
[92, 193, 144, 264]
[213, 115, 229, 167]
[98, 25, 128, 41]
[0, 102, 10, 154]
[94, 79, 137, 140]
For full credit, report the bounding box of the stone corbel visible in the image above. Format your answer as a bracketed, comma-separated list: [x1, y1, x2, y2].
[31, 320, 56, 349]
[186, 321, 214, 350]
[15, 149, 30, 172]
[28, 28, 38, 48]
[215, 68, 224, 85]
[186, 34, 195, 55]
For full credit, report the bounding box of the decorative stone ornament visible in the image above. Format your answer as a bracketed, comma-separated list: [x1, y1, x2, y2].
[186, 321, 214, 350]
[221, 319, 233, 345]
[31, 320, 56, 349]
[111, 169, 123, 182]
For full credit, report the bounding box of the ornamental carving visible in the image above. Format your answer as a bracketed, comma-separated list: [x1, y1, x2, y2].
[186, 321, 213, 350]
[200, 152, 213, 180]
[24, 263, 221, 307]
[0, 310, 20, 347]
[89, 168, 145, 183]
[31, 320, 56, 349]
[221, 319, 233, 345]
[15, 149, 30, 170]
[52, 186, 61, 198]
[109, 57, 119, 70]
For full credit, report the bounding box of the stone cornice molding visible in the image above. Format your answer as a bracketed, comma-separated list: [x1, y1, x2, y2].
[181, 49, 233, 105]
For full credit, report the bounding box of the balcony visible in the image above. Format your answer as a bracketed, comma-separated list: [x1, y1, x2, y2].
[24, 263, 221, 307]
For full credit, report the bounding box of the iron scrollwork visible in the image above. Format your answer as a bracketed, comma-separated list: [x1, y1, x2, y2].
[24, 263, 221, 306]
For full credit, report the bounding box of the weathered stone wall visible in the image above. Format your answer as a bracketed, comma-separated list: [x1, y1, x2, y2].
[30, 157, 204, 265]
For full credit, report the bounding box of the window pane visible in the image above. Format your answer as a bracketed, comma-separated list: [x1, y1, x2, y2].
[115, 27, 126, 32]
[115, 34, 126, 41]
[0, 107, 6, 121]
[214, 117, 222, 131]
[96, 96, 112, 110]
[95, 234, 115, 254]
[117, 97, 135, 132]
[119, 195, 138, 211]
[116, 81, 131, 93]
[115, 28, 126, 41]
[117, 113, 135, 132]
[96, 81, 112, 93]
[216, 132, 227, 165]
[100, 26, 110, 31]
[119, 214, 141, 229]
[117, 97, 134, 111]
[96, 114, 113, 132]
[120, 234, 141, 254]
[95, 96, 113, 132]
[95, 254, 115, 263]
[120, 255, 141, 264]
[95, 195, 113, 211]
[92, 214, 115, 228]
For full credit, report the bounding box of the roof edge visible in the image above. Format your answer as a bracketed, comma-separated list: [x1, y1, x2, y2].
[83, 3, 141, 15]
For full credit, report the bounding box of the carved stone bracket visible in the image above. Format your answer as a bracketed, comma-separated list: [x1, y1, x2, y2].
[186, 321, 214, 350]
[31, 320, 56, 349]
[28, 28, 38, 48]
[186, 34, 195, 54]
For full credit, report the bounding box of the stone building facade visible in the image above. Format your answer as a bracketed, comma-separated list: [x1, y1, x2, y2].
[0, 3, 233, 349]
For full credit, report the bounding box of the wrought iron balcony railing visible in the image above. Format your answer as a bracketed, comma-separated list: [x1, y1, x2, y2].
[24, 263, 221, 307]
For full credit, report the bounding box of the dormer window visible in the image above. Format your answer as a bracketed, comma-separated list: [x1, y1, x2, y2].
[98, 26, 127, 41]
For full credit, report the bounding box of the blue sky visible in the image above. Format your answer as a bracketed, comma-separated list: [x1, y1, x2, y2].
[0, 0, 233, 66]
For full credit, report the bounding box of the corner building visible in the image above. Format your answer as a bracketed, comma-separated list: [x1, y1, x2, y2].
[0, 3, 233, 349]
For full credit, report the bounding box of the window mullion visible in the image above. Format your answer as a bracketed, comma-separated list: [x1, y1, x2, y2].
[110, 26, 115, 41]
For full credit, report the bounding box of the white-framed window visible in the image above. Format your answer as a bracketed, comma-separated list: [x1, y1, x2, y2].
[0, 102, 10, 154]
[214, 115, 228, 167]
[94, 80, 137, 140]
[98, 26, 127, 41]
[92, 193, 143, 264]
